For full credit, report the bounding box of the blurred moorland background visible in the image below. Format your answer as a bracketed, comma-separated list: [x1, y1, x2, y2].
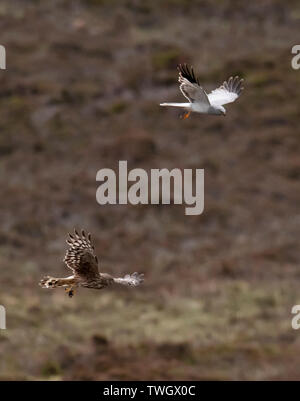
[0, 0, 300, 380]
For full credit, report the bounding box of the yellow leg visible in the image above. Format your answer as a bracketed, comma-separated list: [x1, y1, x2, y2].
[65, 286, 76, 298]
[183, 112, 190, 120]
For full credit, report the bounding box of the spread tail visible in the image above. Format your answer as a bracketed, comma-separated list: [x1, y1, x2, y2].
[114, 272, 144, 287]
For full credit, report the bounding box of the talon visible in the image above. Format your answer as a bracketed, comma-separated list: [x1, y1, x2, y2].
[68, 289, 74, 298]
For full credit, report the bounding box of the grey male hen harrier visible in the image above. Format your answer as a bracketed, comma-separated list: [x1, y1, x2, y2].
[160, 63, 244, 119]
[40, 230, 144, 297]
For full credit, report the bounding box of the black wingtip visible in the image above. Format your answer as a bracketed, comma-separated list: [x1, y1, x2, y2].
[178, 63, 199, 85]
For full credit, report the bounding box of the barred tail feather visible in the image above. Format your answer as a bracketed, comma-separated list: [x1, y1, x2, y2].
[39, 276, 59, 288]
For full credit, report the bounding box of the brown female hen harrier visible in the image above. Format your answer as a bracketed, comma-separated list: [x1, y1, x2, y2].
[39, 229, 144, 297]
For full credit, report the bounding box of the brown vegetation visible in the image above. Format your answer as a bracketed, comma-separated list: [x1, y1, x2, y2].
[0, 0, 300, 380]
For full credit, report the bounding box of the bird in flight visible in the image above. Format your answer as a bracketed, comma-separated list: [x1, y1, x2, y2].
[160, 64, 244, 119]
[39, 229, 144, 297]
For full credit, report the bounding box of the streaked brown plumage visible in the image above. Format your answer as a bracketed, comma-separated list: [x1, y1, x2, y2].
[39, 229, 144, 297]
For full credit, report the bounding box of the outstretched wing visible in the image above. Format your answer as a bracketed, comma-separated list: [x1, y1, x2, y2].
[208, 76, 244, 107]
[64, 229, 100, 280]
[178, 64, 210, 106]
[114, 272, 144, 287]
